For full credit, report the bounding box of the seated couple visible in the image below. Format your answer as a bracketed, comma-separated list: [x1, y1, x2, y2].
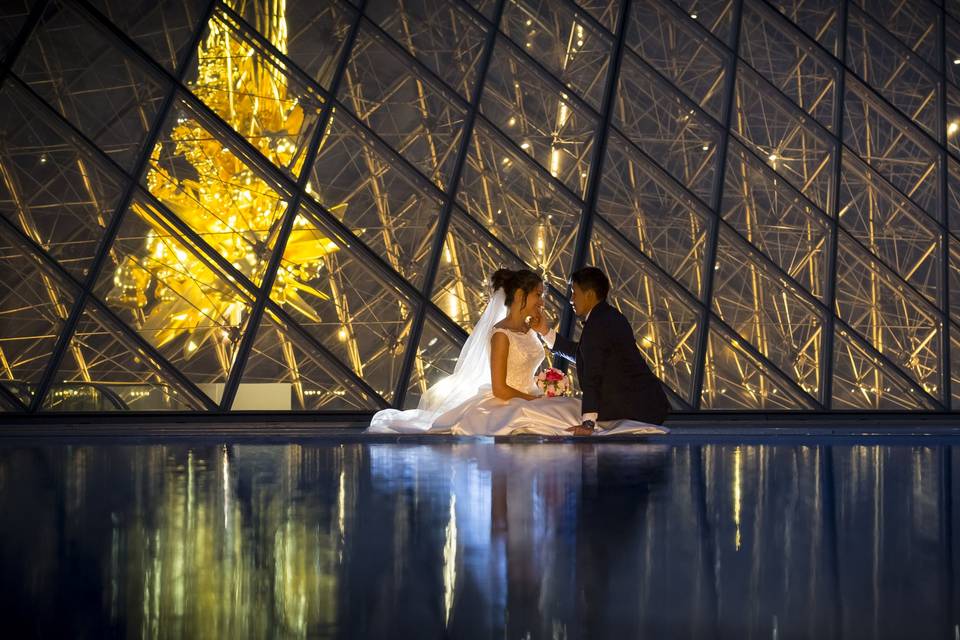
[368, 267, 670, 436]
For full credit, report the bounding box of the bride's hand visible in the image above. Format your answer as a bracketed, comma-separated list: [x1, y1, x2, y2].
[528, 310, 550, 335]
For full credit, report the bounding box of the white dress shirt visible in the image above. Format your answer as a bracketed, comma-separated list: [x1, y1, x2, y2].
[540, 309, 598, 425]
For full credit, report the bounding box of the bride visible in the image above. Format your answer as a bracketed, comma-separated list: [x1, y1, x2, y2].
[367, 269, 666, 436]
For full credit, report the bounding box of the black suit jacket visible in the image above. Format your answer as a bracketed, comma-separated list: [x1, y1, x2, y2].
[552, 301, 670, 425]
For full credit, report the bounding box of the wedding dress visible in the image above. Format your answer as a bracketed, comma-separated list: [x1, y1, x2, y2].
[367, 290, 668, 436]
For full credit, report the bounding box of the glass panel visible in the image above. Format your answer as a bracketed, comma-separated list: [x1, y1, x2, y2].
[500, 0, 612, 109]
[853, 0, 940, 69]
[13, 1, 169, 170]
[0, 230, 76, 405]
[269, 205, 416, 403]
[834, 233, 942, 399]
[588, 221, 701, 404]
[0, 84, 125, 280]
[700, 321, 814, 409]
[465, 0, 497, 21]
[945, 84, 960, 161]
[96, 193, 256, 401]
[185, 9, 325, 178]
[766, 0, 841, 56]
[597, 131, 710, 300]
[831, 327, 934, 409]
[614, 51, 722, 203]
[732, 63, 835, 215]
[338, 24, 467, 190]
[952, 332, 960, 409]
[87, 0, 206, 72]
[627, 0, 729, 120]
[575, 0, 620, 34]
[672, 0, 736, 46]
[228, 0, 355, 90]
[949, 156, 960, 233]
[457, 121, 582, 291]
[481, 37, 597, 197]
[713, 228, 825, 403]
[847, 7, 940, 139]
[0, 0, 31, 59]
[432, 208, 566, 332]
[740, 0, 838, 132]
[946, 15, 960, 89]
[839, 153, 942, 306]
[43, 301, 206, 411]
[144, 98, 290, 287]
[722, 139, 831, 301]
[951, 236, 960, 323]
[404, 310, 463, 409]
[307, 110, 443, 289]
[844, 74, 941, 221]
[365, 0, 488, 100]
[235, 313, 378, 410]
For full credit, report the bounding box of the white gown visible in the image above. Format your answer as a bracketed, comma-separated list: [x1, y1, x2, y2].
[369, 324, 668, 437]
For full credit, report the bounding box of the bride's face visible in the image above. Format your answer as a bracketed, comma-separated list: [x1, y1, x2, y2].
[516, 283, 545, 316]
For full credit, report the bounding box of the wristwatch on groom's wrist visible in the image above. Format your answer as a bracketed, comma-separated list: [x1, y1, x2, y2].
[581, 419, 596, 432]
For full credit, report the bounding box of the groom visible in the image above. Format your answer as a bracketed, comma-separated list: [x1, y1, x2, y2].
[532, 267, 670, 435]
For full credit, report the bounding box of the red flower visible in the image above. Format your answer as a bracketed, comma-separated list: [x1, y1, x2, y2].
[545, 368, 564, 382]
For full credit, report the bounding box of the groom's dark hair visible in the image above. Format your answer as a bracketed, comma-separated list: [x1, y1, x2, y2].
[570, 267, 610, 300]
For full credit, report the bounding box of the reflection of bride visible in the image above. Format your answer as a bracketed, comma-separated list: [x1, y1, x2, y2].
[367, 269, 664, 436]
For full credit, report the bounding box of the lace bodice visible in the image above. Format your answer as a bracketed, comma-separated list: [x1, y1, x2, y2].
[492, 327, 545, 395]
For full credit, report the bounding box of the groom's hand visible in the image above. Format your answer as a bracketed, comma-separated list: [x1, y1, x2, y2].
[565, 424, 595, 436]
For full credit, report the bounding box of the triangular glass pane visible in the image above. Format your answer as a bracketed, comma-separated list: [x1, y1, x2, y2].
[0, 0, 31, 58]
[614, 51, 721, 203]
[628, 0, 729, 119]
[308, 110, 443, 289]
[0, 83, 125, 280]
[183, 8, 326, 178]
[713, 228, 825, 403]
[856, 0, 939, 68]
[839, 153, 942, 305]
[599, 131, 710, 299]
[843, 75, 941, 220]
[338, 23, 466, 189]
[732, 63, 835, 214]
[229, 0, 355, 90]
[366, 0, 487, 101]
[42, 301, 207, 411]
[95, 194, 256, 402]
[847, 7, 939, 138]
[722, 139, 831, 301]
[234, 314, 377, 410]
[670, 0, 735, 46]
[701, 321, 813, 409]
[481, 36, 598, 197]
[144, 97, 289, 287]
[575, 0, 620, 33]
[835, 233, 942, 400]
[739, 0, 838, 131]
[951, 332, 960, 410]
[405, 310, 463, 410]
[457, 121, 581, 291]
[13, 1, 170, 170]
[767, 0, 840, 56]
[433, 208, 566, 332]
[88, 0, 207, 72]
[589, 220, 701, 404]
[0, 232, 76, 404]
[832, 327, 935, 410]
[269, 204, 416, 403]
[500, 0, 612, 109]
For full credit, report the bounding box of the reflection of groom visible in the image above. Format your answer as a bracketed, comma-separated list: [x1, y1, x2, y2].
[532, 267, 670, 435]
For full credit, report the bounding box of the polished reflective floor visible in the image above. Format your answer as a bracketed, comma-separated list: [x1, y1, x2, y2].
[1, 438, 958, 638]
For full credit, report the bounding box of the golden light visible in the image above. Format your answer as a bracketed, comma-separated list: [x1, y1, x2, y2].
[107, 0, 340, 363]
[949, 121, 960, 136]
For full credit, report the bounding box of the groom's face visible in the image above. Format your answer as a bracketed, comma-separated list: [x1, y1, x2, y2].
[569, 283, 597, 318]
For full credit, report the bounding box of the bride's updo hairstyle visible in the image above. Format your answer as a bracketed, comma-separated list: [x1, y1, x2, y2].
[491, 268, 541, 308]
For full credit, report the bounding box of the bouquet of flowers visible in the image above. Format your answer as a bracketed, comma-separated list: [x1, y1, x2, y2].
[536, 367, 571, 397]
